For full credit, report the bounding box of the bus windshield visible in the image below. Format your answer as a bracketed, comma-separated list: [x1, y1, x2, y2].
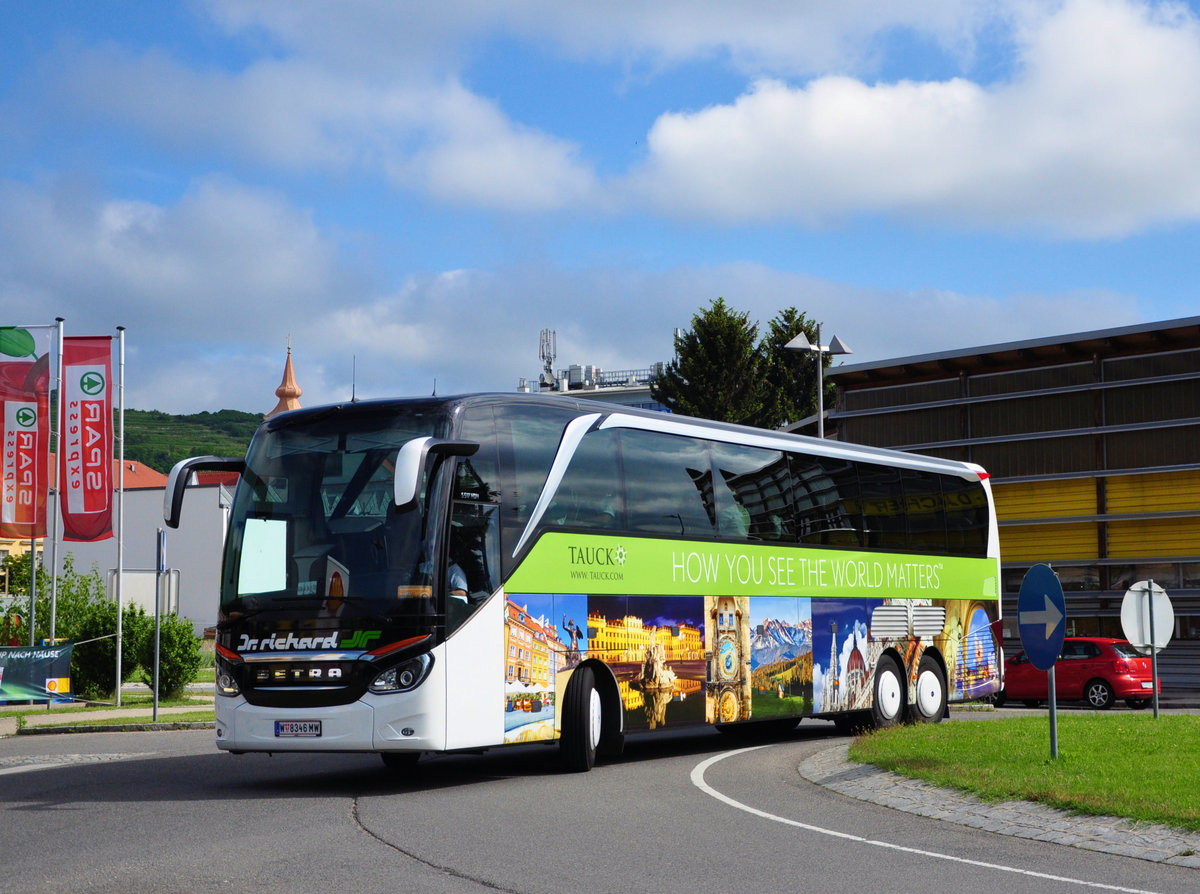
[219, 405, 452, 625]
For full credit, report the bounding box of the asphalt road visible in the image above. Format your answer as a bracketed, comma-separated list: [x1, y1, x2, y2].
[2, 724, 1197, 893]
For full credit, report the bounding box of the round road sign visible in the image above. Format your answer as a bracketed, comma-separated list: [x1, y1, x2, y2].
[1017, 563, 1066, 671]
[1121, 580, 1174, 654]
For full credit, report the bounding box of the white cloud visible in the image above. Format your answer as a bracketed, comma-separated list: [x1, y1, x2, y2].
[634, 0, 1200, 236]
[56, 48, 595, 213]
[0, 171, 1145, 414]
[38, 1, 1200, 233]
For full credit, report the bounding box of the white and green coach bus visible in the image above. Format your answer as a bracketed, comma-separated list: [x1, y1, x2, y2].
[165, 393, 1002, 771]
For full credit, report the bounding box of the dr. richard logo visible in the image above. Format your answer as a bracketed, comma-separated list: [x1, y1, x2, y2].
[567, 543, 626, 582]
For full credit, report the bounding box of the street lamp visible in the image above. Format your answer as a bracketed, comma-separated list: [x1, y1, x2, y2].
[785, 325, 852, 439]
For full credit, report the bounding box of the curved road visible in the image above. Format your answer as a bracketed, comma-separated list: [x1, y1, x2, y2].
[2, 724, 1196, 893]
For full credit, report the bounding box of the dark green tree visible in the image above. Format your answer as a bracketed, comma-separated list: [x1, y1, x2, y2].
[651, 298, 767, 425]
[760, 307, 833, 430]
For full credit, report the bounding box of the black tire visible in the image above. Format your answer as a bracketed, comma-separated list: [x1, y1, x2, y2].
[1085, 678, 1115, 710]
[380, 751, 421, 770]
[1125, 698, 1151, 710]
[991, 690, 1007, 708]
[911, 654, 946, 723]
[871, 655, 905, 729]
[560, 665, 601, 772]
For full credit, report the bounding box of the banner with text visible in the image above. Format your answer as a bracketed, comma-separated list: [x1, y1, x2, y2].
[507, 531, 1001, 601]
[60, 336, 114, 541]
[0, 326, 52, 539]
[0, 644, 72, 702]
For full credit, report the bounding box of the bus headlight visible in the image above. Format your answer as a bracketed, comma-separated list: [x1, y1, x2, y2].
[216, 667, 241, 697]
[370, 653, 433, 694]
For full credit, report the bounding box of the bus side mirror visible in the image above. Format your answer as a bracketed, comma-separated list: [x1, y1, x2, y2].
[393, 438, 479, 512]
[164, 456, 246, 528]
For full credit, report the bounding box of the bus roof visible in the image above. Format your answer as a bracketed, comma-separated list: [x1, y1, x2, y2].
[262, 392, 987, 481]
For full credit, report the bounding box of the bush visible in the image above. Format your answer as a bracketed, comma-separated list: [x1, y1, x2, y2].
[3, 553, 154, 701]
[137, 612, 203, 699]
[70, 601, 151, 701]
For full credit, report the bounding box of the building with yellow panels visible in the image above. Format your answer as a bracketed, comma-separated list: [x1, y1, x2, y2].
[828, 317, 1200, 694]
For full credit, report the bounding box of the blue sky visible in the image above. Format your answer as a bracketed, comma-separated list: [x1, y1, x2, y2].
[2, 0, 1199, 413]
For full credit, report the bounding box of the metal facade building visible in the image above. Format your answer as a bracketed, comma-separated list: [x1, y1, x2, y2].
[828, 316, 1200, 696]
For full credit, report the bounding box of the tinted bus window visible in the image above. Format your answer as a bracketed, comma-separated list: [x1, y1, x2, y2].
[546, 428, 624, 530]
[491, 403, 577, 568]
[711, 442, 792, 542]
[790, 455, 864, 547]
[943, 474, 988, 556]
[902, 469, 948, 553]
[621, 429, 715, 537]
[859, 463, 907, 551]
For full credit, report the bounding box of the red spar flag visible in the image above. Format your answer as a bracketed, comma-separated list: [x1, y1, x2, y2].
[0, 325, 51, 538]
[60, 336, 114, 542]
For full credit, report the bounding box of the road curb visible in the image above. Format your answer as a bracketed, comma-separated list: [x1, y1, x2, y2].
[16, 721, 215, 736]
[800, 743, 1200, 867]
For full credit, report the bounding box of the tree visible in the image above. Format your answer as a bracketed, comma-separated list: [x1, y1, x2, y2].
[760, 306, 833, 430]
[651, 298, 767, 425]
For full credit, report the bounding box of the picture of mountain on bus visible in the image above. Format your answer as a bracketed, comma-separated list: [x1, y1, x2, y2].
[165, 393, 1002, 772]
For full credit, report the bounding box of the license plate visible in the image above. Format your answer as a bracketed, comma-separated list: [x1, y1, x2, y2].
[1141, 681, 1153, 690]
[275, 720, 322, 737]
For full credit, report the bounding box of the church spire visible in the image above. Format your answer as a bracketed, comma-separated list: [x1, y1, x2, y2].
[267, 341, 302, 418]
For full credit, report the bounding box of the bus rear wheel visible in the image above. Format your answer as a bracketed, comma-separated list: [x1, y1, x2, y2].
[911, 655, 946, 723]
[871, 655, 905, 729]
[561, 665, 601, 772]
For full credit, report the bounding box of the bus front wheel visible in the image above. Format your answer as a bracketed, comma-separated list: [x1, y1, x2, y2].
[561, 665, 602, 772]
[871, 655, 905, 729]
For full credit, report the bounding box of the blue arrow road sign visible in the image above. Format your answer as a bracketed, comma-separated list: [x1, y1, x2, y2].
[1018, 563, 1066, 671]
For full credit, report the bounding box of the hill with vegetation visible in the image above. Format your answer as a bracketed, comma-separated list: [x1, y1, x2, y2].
[123, 409, 262, 473]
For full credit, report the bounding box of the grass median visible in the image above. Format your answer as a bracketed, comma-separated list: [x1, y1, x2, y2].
[1, 693, 215, 731]
[848, 713, 1200, 832]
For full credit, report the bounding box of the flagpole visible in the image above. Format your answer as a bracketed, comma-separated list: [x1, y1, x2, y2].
[115, 326, 125, 706]
[27, 534, 36, 647]
[50, 317, 64, 644]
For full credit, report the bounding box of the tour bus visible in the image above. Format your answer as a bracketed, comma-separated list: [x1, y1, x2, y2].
[165, 393, 1002, 772]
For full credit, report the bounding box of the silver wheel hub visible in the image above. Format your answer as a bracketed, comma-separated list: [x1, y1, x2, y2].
[588, 688, 602, 750]
[877, 669, 903, 720]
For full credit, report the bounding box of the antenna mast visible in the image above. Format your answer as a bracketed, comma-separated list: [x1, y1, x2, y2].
[539, 328, 557, 390]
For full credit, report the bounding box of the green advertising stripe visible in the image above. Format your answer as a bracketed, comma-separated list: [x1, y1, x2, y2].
[507, 532, 999, 600]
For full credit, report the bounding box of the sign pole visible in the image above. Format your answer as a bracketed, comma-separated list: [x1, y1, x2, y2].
[153, 528, 164, 722]
[1148, 580, 1159, 719]
[1048, 666, 1058, 758]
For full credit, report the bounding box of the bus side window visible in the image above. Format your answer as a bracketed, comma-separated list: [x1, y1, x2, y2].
[545, 428, 624, 530]
[790, 455, 864, 547]
[711, 442, 793, 543]
[620, 430, 715, 537]
[446, 501, 501, 634]
[490, 403, 577, 575]
[943, 475, 988, 557]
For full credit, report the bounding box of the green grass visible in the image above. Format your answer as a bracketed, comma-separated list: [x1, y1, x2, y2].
[849, 714, 1200, 831]
[1, 692, 210, 718]
[30, 709, 215, 728]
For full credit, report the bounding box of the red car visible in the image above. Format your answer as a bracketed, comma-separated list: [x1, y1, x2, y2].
[998, 637, 1159, 709]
